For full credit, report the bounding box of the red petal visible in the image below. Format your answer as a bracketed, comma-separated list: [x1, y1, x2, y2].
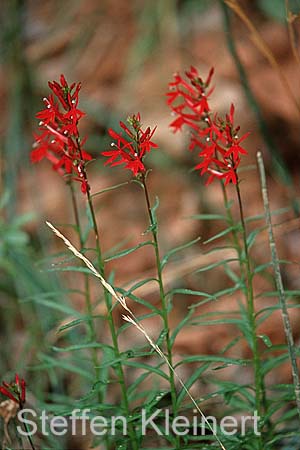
[0, 386, 18, 403]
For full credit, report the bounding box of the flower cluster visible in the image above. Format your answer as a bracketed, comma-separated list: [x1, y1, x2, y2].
[0, 374, 26, 407]
[167, 66, 249, 185]
[102, 113, 158, 176]
[31, 74, 92, 193]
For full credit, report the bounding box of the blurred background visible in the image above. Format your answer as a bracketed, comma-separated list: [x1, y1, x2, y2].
[1, 0, 300, 446]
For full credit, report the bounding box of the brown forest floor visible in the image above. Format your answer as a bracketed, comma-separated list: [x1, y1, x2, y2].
[1, 1, 300, 445]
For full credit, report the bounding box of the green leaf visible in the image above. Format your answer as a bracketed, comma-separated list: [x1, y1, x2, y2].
[190, 285, 241, 308]
[46, 266, 93, 275]
[116, 284, 161, 315]
[212, 379, 255, 406]
[120, 277, 158, 295]
[32, 354, 94, 381]
[21, 293, 82, 317]
[150, 196, 159, 224]
[161, 236, 200, 269]
[176, 363, 210, 407]
[167, 288, 214, 298]
[5, 229, 29, 246]
[175, 355, 249, 367]
[194, 258, 238, 273]
[13, 212, 36, 228]
[58, 318, 86, 332]
[170, 307, 194, 345]
[188, 213, 227, 221]
[127, 361, 165, 397]
[262, 353, 289, 375]
[190, 317, 245, 327]
[258, 334, 272, 348]
[257, 289, 300, 298]
[117, 312, 159, 336]
[246, 227, 265, 249]
[91, 181, 130, 198]
[256, 303, 300, 321]
[223, 263, 241, 285]
[123, 360, 169, 380]
[104, 241, 153, 262]
[203, 225, 240, 244]
[245, 206, 291, 223]
[52, 343, 111, 352]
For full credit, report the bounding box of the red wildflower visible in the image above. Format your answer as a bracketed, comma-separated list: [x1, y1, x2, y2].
[0, 374, 26, 406]
[167, 66, 214, 135]
[31, 75, 92, 193]
[102, 113, 158, 176]
[166, 67, 249, 185]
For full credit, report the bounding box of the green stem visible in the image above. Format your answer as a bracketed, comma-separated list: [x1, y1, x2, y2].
[235, 178, 264, 445]
[22, 417, 36, 450]
[221, 181, 243, 262]
[74, 136, 138, 447]
[86, 190, 139, 450]
[69, 182, 102, 402]
[141, 174, 179, 448]
[257, 152, 300, 422]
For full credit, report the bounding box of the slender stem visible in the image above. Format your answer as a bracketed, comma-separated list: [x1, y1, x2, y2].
[85, 191, 139, 450]
[222, 175, 271, 439]
[74, 137, 138, 447]
[141, 174, 179, 448]
[257, 152, 300, 422]
[69, 182, 102, 402]
[22, 418, 36, 450]
[221, 181, 243, 262]
[69, 181, 82, 246]
[235, 177, 264, 445]
[86, 192, 104, 273]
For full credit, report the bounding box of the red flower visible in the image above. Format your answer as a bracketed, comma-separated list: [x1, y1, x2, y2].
[31, 75, 91, 193]
[166, 68, 249, 185]
[102, 113, 158, 176]
[0, 374, 26, 406]
[167, 66, 214, 134]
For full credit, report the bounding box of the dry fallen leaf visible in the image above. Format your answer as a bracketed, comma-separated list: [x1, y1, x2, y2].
[0, 399, 18, 447]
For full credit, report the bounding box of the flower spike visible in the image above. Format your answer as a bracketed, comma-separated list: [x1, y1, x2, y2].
[102, 113, 157, 176]
[0, 374, 26, 407]
[166, 67, 249, 185]
[31, 75, 91, 193]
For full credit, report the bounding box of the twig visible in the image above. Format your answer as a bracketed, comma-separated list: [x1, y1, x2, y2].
[257, 152, 300, 422]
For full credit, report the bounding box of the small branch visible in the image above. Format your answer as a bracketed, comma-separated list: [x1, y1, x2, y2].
[235, 177, 264, 442]
[257, 151, 300, 422]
